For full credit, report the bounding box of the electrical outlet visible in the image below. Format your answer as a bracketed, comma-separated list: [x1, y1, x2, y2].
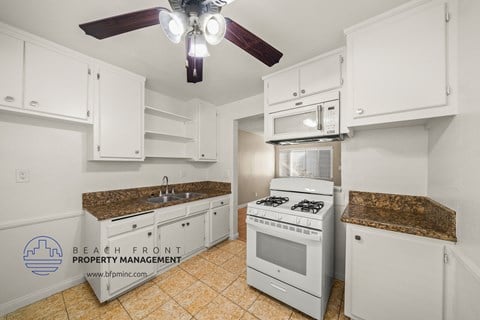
[16, 169, 30, 183]
[255, 192, 258, 197]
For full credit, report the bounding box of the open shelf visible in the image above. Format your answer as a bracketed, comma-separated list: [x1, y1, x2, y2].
[144, 130, 195, 142]
[144, 106, 193, 122]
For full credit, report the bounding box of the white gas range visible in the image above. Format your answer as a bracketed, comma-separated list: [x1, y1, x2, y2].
[246, 178, 334, 320]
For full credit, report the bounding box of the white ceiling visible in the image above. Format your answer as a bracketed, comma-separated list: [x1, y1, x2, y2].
[0, 0, 410, 105]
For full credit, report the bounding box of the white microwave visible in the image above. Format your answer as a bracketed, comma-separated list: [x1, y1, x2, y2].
[265, 96, 341, 143]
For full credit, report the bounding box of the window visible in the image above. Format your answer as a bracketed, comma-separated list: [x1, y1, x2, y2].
[275, 142, 341, 185]
[278, 147, 332, 179]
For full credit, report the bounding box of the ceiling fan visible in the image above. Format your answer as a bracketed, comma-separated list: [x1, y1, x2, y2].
[79, 0, 283, 83]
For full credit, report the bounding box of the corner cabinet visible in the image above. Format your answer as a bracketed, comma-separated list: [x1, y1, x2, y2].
[344, 224, 447, 320]
[263, 48, 345, 111]
[91, 65, 145, 161]
[345, 0, 458, 128]
[195, 101, 217, 162]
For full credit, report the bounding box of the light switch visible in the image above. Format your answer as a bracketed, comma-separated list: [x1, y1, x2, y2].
[16, 169, 29, 183]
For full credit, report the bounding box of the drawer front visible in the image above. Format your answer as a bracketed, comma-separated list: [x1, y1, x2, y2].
[156, 206, 186, 224]
[211, 197, 229, 208]
[108, 212, 154, 237]
[247, 267, 321, 319]
[186, 201, 210, 215]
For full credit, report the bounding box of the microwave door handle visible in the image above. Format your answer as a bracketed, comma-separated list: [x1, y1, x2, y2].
[317, 104, 323, 131]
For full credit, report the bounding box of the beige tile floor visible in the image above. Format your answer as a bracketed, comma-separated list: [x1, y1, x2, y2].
[5, 239, 349, 320]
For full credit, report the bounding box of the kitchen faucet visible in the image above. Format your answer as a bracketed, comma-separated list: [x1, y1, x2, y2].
[160, 176, 169, 196]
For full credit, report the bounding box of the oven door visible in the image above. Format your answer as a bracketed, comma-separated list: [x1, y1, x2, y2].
[247, 218, 323, 297]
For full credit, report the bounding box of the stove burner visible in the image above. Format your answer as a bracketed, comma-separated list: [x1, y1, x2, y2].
[256, 196, 289, 207]
[291, 200, 325, 214]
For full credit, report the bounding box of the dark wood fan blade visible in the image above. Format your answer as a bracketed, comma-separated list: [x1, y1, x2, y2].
[224, 18, 283, 67]
[79, 7, 166, 39]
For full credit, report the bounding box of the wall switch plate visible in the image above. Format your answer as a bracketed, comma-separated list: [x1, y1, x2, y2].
[16, 169, 29, 183]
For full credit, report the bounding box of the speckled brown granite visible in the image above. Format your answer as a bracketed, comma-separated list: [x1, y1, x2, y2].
[83, 181, 231, 220]
[341, 191, 456, 242]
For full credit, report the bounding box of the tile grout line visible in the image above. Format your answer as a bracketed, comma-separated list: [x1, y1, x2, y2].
[60, 291, 70, 320]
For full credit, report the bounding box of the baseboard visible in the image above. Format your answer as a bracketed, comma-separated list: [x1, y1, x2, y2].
[0, 274, 85, 316]
[230, 232, 239, 240]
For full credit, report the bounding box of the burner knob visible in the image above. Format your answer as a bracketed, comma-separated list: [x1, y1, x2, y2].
[278, 215, 283, 221]
[296, 217, 301, 224]
[306, 220, 312, 227]
[262, 211, 267, 217]
[252, 209, 258, 215]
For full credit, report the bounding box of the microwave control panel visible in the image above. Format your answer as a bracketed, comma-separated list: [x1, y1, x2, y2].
[320, 100, 340, 135]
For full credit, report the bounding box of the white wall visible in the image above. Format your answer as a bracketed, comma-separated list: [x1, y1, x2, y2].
[209, 93, 265, 237]
[0, 89, 210, 314]
[427, 0, 480, 318]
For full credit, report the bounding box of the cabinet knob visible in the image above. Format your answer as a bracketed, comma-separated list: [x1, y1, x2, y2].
[186, 222, 190, 226]
[132, 224, 137, 229]
[182, 223, 185, 227]
[147, 232, 152, 237]
[4, 96, 14, 103]
[214, 212, 217, 215]
[356, 108, 365, 115]
[134, 150, 140, 154]
[355, 235, 361, 241]
[301, 89, 306, 94]
[293, 92, 298, 97]
[221, 201, 224, 205]
[29, 101, 39, 107]
[201, 154, 205, 157]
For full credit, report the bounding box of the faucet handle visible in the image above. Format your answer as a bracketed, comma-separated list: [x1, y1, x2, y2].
[172, 188, 175, 194]
[159, 189, 162, 196]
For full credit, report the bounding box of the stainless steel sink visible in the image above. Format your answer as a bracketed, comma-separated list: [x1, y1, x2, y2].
[146, 195, 179, 203]
[172, 192, 206, 199]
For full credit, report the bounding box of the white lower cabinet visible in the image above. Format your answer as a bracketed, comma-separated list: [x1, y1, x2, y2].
[345, 224, 446, 320]
[84, 194, 230, 302]
[107, 226, 156, 295]
[210, 205, 229, 245]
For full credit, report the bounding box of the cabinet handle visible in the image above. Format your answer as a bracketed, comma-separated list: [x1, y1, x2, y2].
[132, 224, 137, 229]
[4, 96, 14, 103]
[29, 101, 39, 107]
[301, 89, 306, 94]
[182, 223, 185, 227]
[293, 92, 298, 97]
[147, 232, 152, 237]
[213, 212, 217, 215]
[355, 235, 361, 241]
[135, 150, 140, 154]
[186, 222, 190, 226]
[356, 108, 365, 115]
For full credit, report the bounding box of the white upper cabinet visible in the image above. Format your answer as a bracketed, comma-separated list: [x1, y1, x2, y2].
[265, 69, 299, 105]
[0, 32, 23, 110]
[93, 65, 145, 161]
[264, 49, 344, 109]
[345, 0, 457, 127]
[24, 42, 91, 121]
[196, 102, 217, 161]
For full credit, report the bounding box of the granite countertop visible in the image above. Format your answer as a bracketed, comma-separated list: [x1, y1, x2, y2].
[83, 181, 231, 220]
[341, 191, 456, 242]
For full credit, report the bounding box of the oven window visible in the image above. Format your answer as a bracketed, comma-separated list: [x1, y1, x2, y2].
[256, 232, 307, 275]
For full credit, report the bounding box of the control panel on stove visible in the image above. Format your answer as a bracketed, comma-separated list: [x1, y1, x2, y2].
[247, 207, 323, 230]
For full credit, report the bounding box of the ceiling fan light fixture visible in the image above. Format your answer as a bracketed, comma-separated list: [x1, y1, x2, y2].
[200, 13, 226, 45]
[159, 10, 186, 43]
[187, 31, 210, 58]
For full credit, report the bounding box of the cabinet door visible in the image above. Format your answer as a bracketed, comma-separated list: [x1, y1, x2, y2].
[24, 42, 90, 121]
[300, 53, 342, 97]
[184, 214, 205, 256]
[265, 69, 299, 105]
[349, 2, 447, 118]
[0, 32, 23, 109]
[97, 67, 144, 160]
[159, 221, 185, 260]
[108, 226, 155, 294]
[197, 103, 217, 160]
[349, 226, 444, 320]
[210, 206, 229, 243]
